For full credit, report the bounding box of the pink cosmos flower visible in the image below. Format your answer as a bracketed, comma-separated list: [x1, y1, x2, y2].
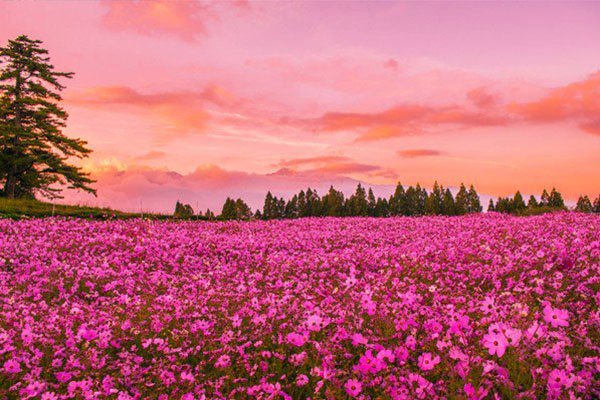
[3, 358, 21, 373]
[306, 314, 324, 331]
[543, 306, 569, 328]
[345, 378, 362, 397]
[296, 374, 308, 387]
[362, 299, 377, 315]
[287, 332, 307, 346]
[417, 352, 441, 371]
[394, 346, 409, 364]
[464, 383, 476, 396]
[56, 371, 72, 383]
[526, 322, 545, 341]
[504, 328, 522, 346]
[21, 326, 33, 345]
[360, 350, 385, 374]
[351, 333, 368, 346]
[547, 369, 570, 391]
[82, 328, 98, 341]
[377, 348, 395, 363]
[483, 332, 508, 357]
[464, 383, 488, 400]
[41, 393, 58, 400]
[215, 354, 231, 369]
[405, 335, 417, 350]
[481, 296, 495, 314]
[181, 371, 194, 382]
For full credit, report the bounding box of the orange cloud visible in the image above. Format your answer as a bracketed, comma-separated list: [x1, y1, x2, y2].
[317, 104, 507, 141]
[580, 119, 600, 136]
[383, 58, 399, 71]
[101, 0, 212, 41]
[135, 151, 166, 161]
[320, 105, 430, 131]
[355, 126, 420, 142]
[67, 85, 244, 134]
[276, 156, 391, 179]
[279, 155, 351, 167]
[398, 149, 444, 158]
[311, 162, 382, 175]
[312, 73, 600, 141]
[510, 71, 600, 134]
[466, 87, 499, 108]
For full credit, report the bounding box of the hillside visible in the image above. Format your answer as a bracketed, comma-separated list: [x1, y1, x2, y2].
[0, 198, 161, 220]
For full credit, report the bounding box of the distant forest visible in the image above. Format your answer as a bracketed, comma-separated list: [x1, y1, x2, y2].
[174, 182, 600, 220]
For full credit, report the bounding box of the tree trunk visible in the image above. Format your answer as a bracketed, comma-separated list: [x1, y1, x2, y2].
[4, 169, 17, 199]
[4, 65, 23, 199]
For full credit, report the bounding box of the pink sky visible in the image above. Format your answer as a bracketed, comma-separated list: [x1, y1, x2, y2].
[2, 1, 600, 212]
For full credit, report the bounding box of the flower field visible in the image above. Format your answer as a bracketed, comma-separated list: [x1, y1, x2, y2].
[0, 214, 599, 399]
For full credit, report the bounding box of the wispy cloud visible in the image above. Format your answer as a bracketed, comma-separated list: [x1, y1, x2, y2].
[398, 149, 444, 158]
[134, 151, 166, 161]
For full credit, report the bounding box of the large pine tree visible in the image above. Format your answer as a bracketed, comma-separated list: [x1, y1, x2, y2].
[0, 35, 95, 199]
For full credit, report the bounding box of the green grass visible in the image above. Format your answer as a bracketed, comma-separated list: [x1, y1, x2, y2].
[0, 198, 186, 220]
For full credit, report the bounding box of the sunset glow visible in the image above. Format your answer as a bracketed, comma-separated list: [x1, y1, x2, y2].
[2, 0, 599, 211]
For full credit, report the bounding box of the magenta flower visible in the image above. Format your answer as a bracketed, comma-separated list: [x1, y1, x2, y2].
[306, 314, 324, 332]
[417, 352, 441, 371]
[358, 350, 383, 374]
[287, 332, 307, 346]
[3, 358, 21, 374]
[543, 305, 569, 328]
[0, 214, 598, 398]
[55, 371, 72, 383]
[376, 348, 395, 363]
[483, 332, 508, 357]
[351, 333, 368, 346]
[504, 328, 522, 346]
[215, 354, 231, 369]
[344, 378, 362, 397]
[296, 374, 308, 387]
[82, 328, 98, 341]
[547, 369, 571, 391]
[480, 296, 496, 314]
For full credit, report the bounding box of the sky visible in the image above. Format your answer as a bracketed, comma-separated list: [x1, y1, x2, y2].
[1, 1, 599, 212]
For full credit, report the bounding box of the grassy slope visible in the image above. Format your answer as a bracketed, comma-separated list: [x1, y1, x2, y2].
[0, 198, 168, 220]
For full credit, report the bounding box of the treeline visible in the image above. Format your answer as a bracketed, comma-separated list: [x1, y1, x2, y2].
[574, 195, 600, 214]
[175, 183, 600, 220]
[488, 188, 566, 215]
[487, 188, 600, 215]
[174, 181, 484, 220]
[258, 182, 482, 219]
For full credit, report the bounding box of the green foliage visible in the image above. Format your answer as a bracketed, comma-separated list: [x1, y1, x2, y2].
[467, 185, 483, 213]
[347, 183, 368, 216]
[512, 191, 526, 213]
[594, 195, 600, 213]
[174, 201, 194, 218]
[492, 188, 569, 215]
[0, 35, 95, 199]
[548, 187, 565, 209]
[575, 195, 593, 213]
[321, 186, 345, 217]
[258, 182, 483, 219]
[442, 188, 456, 216]
[220, 197, 252, 220]
[454, 183, 469, 215]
